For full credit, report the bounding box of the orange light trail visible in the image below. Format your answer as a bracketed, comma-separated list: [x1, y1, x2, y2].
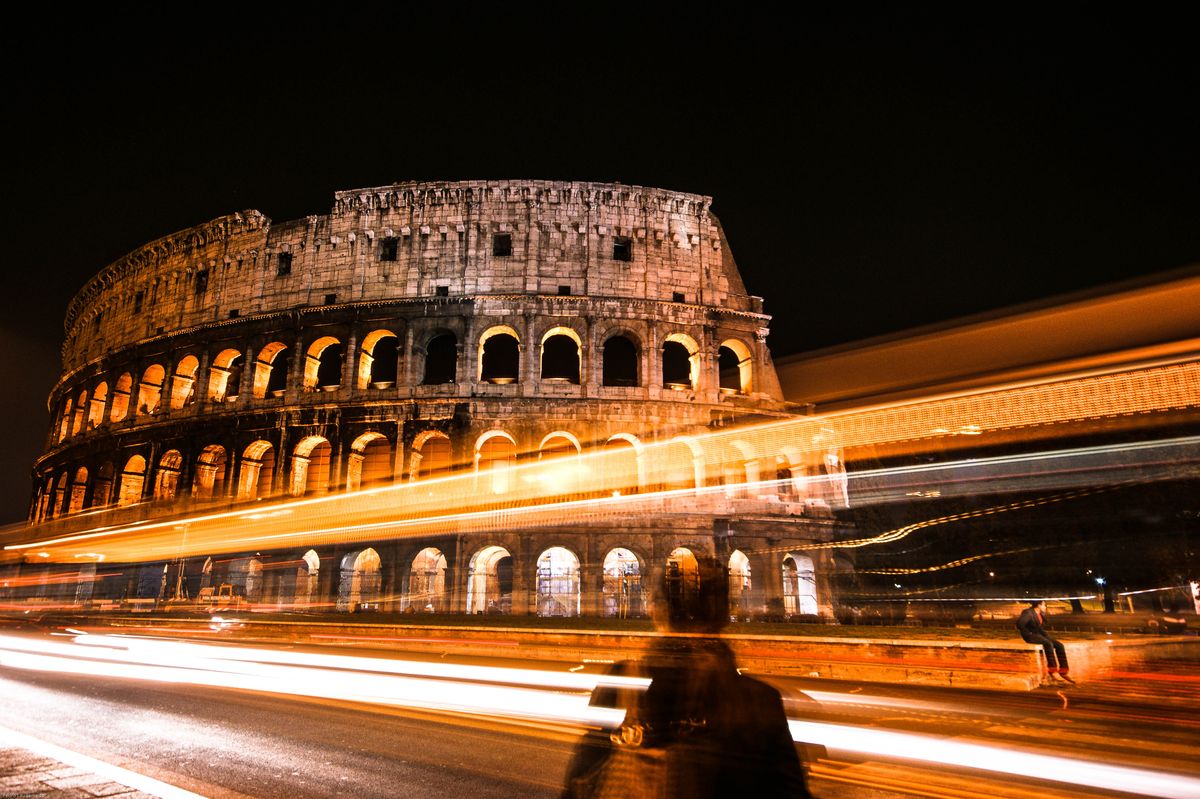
[7, 360, 1198, 564]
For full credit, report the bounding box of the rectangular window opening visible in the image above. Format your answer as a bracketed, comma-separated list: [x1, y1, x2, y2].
[324, 293, 338, 305]
[672, 292, 685, 303]
[228, 309, 240, 319]
[380, 237, 398, 261]
[612, 236, 632, 262]
[133, 291, 144, 314]
[435, 285, 449, 297]
[492, 233, 512, 257]
[557, 285, 571, 296]
[277, 253, 293, 276]
[195, 270, 209, 294]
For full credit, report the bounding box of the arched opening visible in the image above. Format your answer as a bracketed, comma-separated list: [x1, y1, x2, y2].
[254, 342, 291, 398]
[117, 455, 146, 506]
[406, 547, 447, 612]
[169, 355, 200, 410]
[237, 440, 275, 500]
[660, 438, 702, 492]
[466, 545, 512, 614]
[602, 334, 639, 387]
[110, 373, 132, 422]
[347, 433, 392, 491]
[51, 472, 68, 517]
[294, 549, 321, 609]
[304, 336, 343, 390]
[718, 339, 753, 394]
[476, 432, 516, 494]
[782, 553, 817, 616]
[35, 477, 53, 522]
[230, 557, 263, 603]
[602, 548, 643, 618]
[207, 349, 244, 403]
[357, 330, 399, 389]
[338, 548, 382, 611]
[291, 436, 331, 496]
[540, 328, 580, 384]
[137, 364, 166, 415]
[479, 327, 520, 383]
[537, 547, 580, 617]
[602, 435, 642, 495]
[154, 450, 183, 500]
[92, 462, 114, 508]
[68, 467, 88, 514]
[729, 550, 752, 618]
[661, 334, 699, 390]
[422, 333, 457, 384]
[193, 445, 228, 499]
[88, 382, 108, 429]
[666, 547, 700, 602]
[71, 391, 88, 436]
[539, 433, 579, 460]
[412, 433, 452, 480]
[57, 397, 73, 441]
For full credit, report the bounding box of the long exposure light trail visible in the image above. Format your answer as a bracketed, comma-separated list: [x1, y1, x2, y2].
[3, 633, 1200, 798]
[7, 428, 1197, 565]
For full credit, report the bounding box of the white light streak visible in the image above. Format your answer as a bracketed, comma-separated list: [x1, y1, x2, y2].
[788, 720, 1200, 799]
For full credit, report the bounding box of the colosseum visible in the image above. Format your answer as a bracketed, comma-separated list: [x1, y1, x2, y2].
[10, 180, 851, 619]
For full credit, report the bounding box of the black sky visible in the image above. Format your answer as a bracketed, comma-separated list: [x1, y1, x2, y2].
[1, 5, 1197, 523]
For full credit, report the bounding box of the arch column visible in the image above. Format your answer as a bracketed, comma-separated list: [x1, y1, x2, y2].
[340, 332, 358, 391]
[747, 551, 780, 618]
[448, 541, 468, 613]
[401, 327, 415, 387]
[520, 313, 537, 391]
[646, 320, 659, 397]
[580, 555, 603, 617]
[510, 536, 533, 616]
[238, 343, 257, 407]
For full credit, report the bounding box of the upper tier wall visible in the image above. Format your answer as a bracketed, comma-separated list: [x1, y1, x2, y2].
[62, 181, 757, 372]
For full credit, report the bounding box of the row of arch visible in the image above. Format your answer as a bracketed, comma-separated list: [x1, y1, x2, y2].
[51, 328, 757, 444]
[101, 545, 818, 618]
[36, 424, 850, 523]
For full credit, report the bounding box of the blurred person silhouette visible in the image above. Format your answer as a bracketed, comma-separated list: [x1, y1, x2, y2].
[1017, 600, 1074, 684]
[562, 554, 810, 798]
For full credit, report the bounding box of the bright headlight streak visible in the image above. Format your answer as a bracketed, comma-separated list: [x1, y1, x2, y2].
[0, 642, 624, 728]
[70, 634, 650, 692]
[788, 720, 1200, 799]
[4, 634, 1197, 796]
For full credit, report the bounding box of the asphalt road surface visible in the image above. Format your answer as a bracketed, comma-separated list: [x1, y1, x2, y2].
[1, 628, 1198, 799]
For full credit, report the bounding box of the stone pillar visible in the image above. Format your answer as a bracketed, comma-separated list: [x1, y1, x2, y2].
[341, 332, 358, 392]
[521, 313, 537, 390]
[401, 327, 415, 387]
[510, 536, 532, 616]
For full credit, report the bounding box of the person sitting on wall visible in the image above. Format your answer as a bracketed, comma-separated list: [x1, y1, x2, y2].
[562, 555, 810, 798]
[1017, 600, 1074, 684]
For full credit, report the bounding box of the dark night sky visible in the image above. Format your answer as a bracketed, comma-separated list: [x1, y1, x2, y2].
[1, 5, 1197, 523]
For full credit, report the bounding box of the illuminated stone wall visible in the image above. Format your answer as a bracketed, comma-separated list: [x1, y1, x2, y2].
[25, 180, 843, 618]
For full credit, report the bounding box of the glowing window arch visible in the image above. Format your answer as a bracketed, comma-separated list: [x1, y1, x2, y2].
[357, 329, 399, 389]
[478, 325, 521, 383]
[253, 342, 290, 398]
[662, 332, 700, 389]
[169, 355, 200, 410]
[718, 338, 753, 394]
[208, 349, 244, 402]
[304, 336, 342, 389]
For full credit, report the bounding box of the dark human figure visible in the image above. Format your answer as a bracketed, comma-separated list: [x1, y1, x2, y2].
[1017, 600, 1073, 683]
[562, 555, 810, 798]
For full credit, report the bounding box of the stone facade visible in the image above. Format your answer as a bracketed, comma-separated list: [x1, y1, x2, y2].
[22, 180, 846, 618]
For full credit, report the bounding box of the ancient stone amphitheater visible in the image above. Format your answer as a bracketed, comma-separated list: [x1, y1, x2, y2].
[19, 180, 847, 618]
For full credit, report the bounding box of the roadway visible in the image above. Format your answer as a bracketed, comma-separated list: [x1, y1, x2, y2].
[1, 624, 1197, 799]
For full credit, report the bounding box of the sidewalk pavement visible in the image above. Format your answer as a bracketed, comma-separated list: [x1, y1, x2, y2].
[0, 745, 155, 798]
[0, 729, 201, 799]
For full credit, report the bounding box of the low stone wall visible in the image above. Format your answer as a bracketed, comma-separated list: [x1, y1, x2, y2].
[64, 615, 1199, 691]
